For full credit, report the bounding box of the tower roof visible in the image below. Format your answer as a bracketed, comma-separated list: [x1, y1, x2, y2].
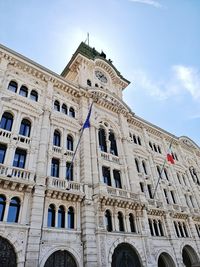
[61, 42, 130, 84]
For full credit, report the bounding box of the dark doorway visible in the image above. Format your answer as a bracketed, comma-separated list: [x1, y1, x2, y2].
[111, 243, 141, 267]
[0, 236, 17, 267]
[158, 252, 175, 267]
[44, 250, 77, 267]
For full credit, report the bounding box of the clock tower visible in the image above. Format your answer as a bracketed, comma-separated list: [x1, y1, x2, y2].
[61, 42, 130, 99]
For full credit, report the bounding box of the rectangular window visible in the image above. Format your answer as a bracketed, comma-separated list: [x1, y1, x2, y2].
[170, 191, 176, 204]
[66, 162, 73, 181]
[0, 144, 7, 164]
[140, 182, 144, 193]
[13, 148, 26, 168]
[113, 170, 122, 188]
[147, 184, 153, 199]
[102, 166, 111, 186]
[51, 158, 59, 177]
[163, 189, 169, 204]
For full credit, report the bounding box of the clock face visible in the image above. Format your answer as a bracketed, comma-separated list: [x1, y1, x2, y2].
[95, 70, 108, 83]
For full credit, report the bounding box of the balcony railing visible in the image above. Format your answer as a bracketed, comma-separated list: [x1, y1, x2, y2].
[0, 164, 35, 182]
[0, 129, 12, 140]
[100, 152, 120, 164]
[17, 135, 31, 144]
[106, 186, 139, 200]
[47, 176, 84, 193]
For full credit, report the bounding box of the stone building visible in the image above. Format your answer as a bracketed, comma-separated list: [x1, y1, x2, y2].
[0, 42, 200, 267]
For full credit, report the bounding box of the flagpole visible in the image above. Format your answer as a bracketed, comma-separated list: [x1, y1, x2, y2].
[152, 138, 174, 199]
[65, 102, 93, 181]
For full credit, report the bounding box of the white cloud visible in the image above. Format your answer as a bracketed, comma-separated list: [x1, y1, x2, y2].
[132, 65, 200, 101]
[172, 65, 200, 100]
[129, 0, 163, 8]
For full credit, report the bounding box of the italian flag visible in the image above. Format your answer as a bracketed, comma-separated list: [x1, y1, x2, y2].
[167, 143, 175, 164]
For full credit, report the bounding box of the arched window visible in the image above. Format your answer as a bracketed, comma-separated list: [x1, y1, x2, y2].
[0, 144, 7, 164]
[0, 112, 13, 131]
[153, 220, 159, 236]
[68, 207, 74, 229]
[109, 131, 118, 156]
[113, 170, 122, 188]
[153, 144, 157, 152]
[19, 119, 31, 137]
[149, 141, 153, 150]
[133, 135, 137, 144]
[164, 168, 169, 180]
[182, 175, 187, 185]
[137, 137, 141, 145]
[135, 158, 140, 173]
[105, 210, 112, 232]
[142, 160, 147, 175]
[30, 90, 38, 101]
[53, 130, 61, 147]
[157, 166, 161, 177]
[102, 166, 111, 186]
[54, 100, 60, 111]
[158, 146, 161, 154]
[98, 128, 107, 152]
[13, 148, 26, 168]
[183, 222, 188, 237]
[19, 85, 28, 97]
[158, 220, 164, 236]
[147, 184, 153, 199]
[8, 80, 17, 93]
[87, 79, 91, 86]
[7, 197, 20, 223]
[178, 222, 184, 237]
[148, 219, 154, 236]
[58, 205, 65, 228]
[129, 213, 136, 232]
[66, 162, 73, 181]
[51, 158, 59, 177]
[0, 195, 6, 221]
[47, 204, 55, 227]
[177, 173, 181, 184]
[61, 104, 67, 115]
[69, 107, 75, 118]
[118, 212, 124, 231]
[174, 222, 180, 237]
[67, 135, 73, 151]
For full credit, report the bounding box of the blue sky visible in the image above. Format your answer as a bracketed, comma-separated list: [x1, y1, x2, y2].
[0, 0, 200, 145]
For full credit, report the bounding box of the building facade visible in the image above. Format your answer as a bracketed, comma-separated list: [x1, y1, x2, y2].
[0, 42, 200, 267]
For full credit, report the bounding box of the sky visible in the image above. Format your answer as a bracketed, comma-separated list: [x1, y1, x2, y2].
[0, 0, 200, 146]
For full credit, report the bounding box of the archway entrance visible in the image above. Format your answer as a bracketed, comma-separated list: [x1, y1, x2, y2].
[158, 252, 176, 267]
[44, 250, 77, 267]
[182, 245, 199, 267]
[0, 236, 17, 267]
[111, 243, 142, 267]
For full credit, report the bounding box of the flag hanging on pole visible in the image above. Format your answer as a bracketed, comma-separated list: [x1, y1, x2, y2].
[167, 143, 175, 164]
[83, 102, 93, 129]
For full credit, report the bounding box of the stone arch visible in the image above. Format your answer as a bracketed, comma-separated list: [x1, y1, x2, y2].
[157, 252, 176, 267]
[40, 246, 81, 267]
[0, 233, 24, 267]
[110, 242, 143, 267]
[182, 245, 199, 267]
[108, 240, 144, 266]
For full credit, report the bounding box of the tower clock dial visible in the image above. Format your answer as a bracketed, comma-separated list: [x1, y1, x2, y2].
[95, 70, 108, 83]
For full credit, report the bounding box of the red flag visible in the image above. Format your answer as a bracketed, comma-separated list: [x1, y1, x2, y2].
[167, 153, 174, 164]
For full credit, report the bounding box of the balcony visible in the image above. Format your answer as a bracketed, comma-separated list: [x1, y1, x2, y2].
[100, 151, 120, 164]
[0, 164, 35, 191]
[0, 129, 12, 141]
[46, 176, 84, 201]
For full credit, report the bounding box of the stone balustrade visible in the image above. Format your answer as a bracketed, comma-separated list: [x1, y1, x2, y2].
[0, 128, 12, 140]
[47, 176, 84, 193]
[0, 164, 35, 183]
[100, 151, 120, 164]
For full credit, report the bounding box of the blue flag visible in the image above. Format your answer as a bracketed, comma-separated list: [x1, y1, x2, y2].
[83, 103, 93, 129]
